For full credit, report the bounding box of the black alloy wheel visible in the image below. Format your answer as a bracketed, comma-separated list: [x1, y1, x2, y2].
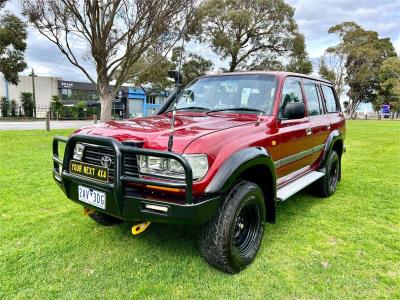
[199, 180, 266, 273]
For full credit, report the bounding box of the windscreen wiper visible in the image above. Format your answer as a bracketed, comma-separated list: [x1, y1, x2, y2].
[206, 107, 263, 114]
[165, 106, 210, 113]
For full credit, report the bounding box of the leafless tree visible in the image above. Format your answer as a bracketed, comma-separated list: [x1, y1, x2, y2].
[319, 46, 346, 97]
[22, 0, 194, 122]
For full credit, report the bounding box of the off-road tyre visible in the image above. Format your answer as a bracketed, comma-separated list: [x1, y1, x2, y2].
[313, 150, 340, 197]
[89, 211, 123, 226]
[199, 180, 266, 274]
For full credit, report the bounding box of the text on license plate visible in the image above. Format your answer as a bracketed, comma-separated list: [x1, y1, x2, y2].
[70, 160, 109, 182]
[78, 185, 106, 209]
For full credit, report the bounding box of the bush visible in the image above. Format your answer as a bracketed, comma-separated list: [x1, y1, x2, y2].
[86, 106, 100, 119]
[20, 92, 34, 118]
[0, 97, 10, 117]
[51, 95, 63, 119]
[72, 101, 87, 119]
[10, 100, 17, 117]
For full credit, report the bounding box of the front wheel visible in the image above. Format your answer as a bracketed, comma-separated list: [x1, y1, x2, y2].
[199, 180, 266, 273]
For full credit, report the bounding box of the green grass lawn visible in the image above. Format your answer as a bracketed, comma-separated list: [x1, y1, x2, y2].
[0, 120, 399, 299]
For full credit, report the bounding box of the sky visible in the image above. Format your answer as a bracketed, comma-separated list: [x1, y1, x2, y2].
[3, 0, 400, 82]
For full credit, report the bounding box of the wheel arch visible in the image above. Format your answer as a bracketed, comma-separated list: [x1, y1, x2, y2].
[321, 130, 344, 165]
[321, 130, 345, 180]
[205, 147, 277, 223]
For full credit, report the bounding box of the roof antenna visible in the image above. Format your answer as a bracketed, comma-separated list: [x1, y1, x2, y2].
[256, 70, 279, 126]
[168, 11, 187, 152]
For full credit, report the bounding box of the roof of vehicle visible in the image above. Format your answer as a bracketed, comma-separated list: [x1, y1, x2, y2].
[201, 71, 332, 85]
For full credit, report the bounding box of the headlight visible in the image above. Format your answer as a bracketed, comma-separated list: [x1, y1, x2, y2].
[137, 154, 208, 180]
[73, 143, 84, 160]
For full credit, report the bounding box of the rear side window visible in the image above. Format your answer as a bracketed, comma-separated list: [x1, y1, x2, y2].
[280, 77, 303, 118]
[321, 85, 340, 113]
[303, 82, 322, 116]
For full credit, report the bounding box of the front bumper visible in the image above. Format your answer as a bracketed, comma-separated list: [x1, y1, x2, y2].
[52, 135, 221, 225]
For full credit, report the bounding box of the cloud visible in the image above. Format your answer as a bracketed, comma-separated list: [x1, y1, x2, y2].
[21, 29, 95, 81]
[286, 0, 400, 57]
[4, 0, 95, 81]
[3, 0, 399, 82]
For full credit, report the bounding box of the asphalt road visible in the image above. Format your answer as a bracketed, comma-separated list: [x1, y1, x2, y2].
[0, 120, 95, 130]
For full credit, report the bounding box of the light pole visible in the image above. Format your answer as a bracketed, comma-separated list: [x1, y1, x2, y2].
[29, 68, 37, 118]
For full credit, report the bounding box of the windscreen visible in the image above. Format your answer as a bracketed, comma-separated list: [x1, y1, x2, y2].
[169, 74, 277, 114]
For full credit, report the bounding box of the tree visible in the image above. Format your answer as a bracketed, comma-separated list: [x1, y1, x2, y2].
[0, 96, 9, 117]
[20, 92, 33, 117]
[285, 33, 312, 74]
[72, 101, 87, 120]
[171, 47, 213, 85]
[327, 22, 397, 118]
[379, 57, 400, 116]
[0, 0, 27, 84]
[22, 0, 195, 122]
[127, 50, 174, 95]
[128, 46, 213, 93]
[191, 0, 308, 72]
[10, 99, 17, 117]
[318, 57, 335, 82]
[318, 47, 346, 97]
[51, 95, 64, 120]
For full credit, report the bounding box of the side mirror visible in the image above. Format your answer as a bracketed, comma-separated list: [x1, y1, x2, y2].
[168, 70, 183, 84]
[283, 102, 305, 119]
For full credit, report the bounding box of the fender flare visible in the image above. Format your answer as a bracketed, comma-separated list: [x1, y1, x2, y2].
[205, 147, 277, 223]
[320, 129, 344, 168]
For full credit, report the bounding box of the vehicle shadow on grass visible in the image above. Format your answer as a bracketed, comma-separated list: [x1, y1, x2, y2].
[105, 187, 331, 263]
[117, 221, 200, 256]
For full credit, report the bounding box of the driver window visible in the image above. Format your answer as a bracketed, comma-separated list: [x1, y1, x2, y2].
[280, 77, 303, 119]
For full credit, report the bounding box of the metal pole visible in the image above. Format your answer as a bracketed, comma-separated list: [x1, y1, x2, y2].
[29, 68, 37, 118]
[46, 111, 50, 132]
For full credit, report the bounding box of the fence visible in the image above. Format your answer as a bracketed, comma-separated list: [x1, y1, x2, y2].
[0, 105, 100, 120]
[346, 111, 400, 120]
[0, 104, 161, 120]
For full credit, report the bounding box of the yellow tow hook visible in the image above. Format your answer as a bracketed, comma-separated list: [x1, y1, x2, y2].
[131, 221, 151, 235]
[83, 207, 95, 216]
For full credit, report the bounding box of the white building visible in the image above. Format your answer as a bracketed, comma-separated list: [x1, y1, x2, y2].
[0, 73, 61, 107]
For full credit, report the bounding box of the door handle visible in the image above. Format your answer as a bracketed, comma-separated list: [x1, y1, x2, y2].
[306, 128, 312, 135]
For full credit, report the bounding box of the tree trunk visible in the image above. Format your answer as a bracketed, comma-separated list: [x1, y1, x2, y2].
[99, 93, 114, 123]
[98, 79, 117, 123]
[229, 54, 238, 72]
[348, 99, 361, 120]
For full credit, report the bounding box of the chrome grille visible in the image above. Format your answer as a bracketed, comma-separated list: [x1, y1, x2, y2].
[82, 145, 115, 180]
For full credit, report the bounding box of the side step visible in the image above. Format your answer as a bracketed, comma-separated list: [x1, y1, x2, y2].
[277, 171, 325, 201]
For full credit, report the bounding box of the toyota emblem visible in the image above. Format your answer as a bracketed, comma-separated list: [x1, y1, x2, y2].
[100, 155, 112, 168]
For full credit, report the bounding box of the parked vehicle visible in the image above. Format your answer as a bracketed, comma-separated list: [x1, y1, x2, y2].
[382, 104, 390, 118]
[52, 72, 346, 273]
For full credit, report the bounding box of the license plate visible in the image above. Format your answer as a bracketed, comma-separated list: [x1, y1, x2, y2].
[70, 160, 108, 182]
[78, 185, 106, 209]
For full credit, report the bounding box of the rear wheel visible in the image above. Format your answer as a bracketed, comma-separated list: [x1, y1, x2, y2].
[313, 150, 340, 197]
[89, 211, 123, 226]
[199, 181, 266, 273]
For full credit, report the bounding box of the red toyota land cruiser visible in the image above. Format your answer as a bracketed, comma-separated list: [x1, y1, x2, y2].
[52, 71, 346, 273]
